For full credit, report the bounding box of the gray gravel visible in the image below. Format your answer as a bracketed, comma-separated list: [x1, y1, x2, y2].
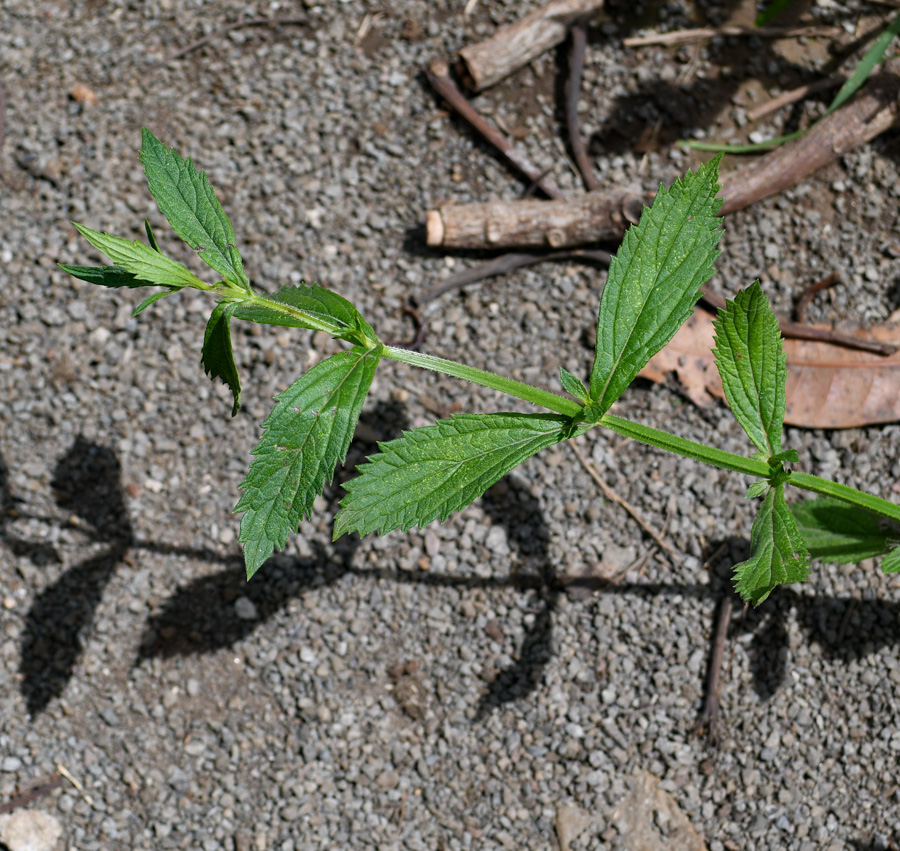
[2, 0, 900, 848]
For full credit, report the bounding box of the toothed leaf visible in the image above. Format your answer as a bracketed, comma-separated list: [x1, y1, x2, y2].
[713, 281, 786, 458]
[236, 345, 381, 578]
[139, 128, 250, 289]
[589, 155, 723, 414]
[792, 497, 900, 567]
[734, 485, 810, 605]
[335, 413, 589, 539]
[72, 223, 204, 289]
[202, 302, 242, 416]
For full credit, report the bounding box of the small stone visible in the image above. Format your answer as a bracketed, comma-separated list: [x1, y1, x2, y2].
[0, 810, 64, 851]
[234, 597, 258, 621]
[376, 770, 399, 790]
[1, 757, 23, 772]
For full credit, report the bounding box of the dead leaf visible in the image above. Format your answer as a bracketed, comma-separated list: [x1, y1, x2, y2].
[612, 771, 708, 851]
[638, 308, 900, 428]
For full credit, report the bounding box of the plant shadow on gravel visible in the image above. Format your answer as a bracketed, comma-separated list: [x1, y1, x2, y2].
[9, 438, 239, 716]
[9, 429, 900, 717]
[136, 399, 560, 715]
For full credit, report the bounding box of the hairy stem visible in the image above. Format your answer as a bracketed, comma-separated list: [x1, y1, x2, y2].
[791, 472, 900, 523]
[383, 346, 583, 417]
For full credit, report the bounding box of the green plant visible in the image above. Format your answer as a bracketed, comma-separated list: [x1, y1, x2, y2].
[62, 130, 900, 604]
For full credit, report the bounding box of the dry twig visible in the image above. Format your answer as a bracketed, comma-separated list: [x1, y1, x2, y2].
[566, 22, 600, 192]
[417, 248, 610, 304]
[692, 594, 735, 739]
[623, 24, 841, 48]
[569, 439, 680, 563]
[746, 74, 845, 122]
[425, 59, 566, 200]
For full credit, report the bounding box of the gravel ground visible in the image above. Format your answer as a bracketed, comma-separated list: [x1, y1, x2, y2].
[2, 0, 900, 848]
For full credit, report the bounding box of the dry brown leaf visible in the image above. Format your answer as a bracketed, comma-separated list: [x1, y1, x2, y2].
[638, 308, 900, 429]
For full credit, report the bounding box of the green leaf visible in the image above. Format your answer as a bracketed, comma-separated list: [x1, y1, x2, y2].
[734, 485, 810, 605]
[133, 290, 175, 316]
[60, 264, 143, 289]
[884, 546, 900, 574]
[713, 281, 786, 459]
[792, 497, 900, 566]
[144, 218, 162, 253]
[559, 367, 590, 403]
[827, 11, 900, 115]
[72, 223, 205, 289]
[589, 156, 723, 415]
[334, 413, 588, 539]
[139, 128, 250, 290]
[235, 345, 381, 578]
[232, 284, 378, 344]
[202, 302, 242, 416]
[746, 481, 769, 499]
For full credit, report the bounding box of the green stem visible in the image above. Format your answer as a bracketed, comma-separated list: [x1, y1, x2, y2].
[383, 346, 583, 417]
[600, 414, 771, 477]
[791, 472, 900, 524]
[384, 346, 900, 523]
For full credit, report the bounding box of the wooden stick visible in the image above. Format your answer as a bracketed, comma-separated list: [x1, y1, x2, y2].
[623, 24, 841, 49]
[426, 191, 647, 249]
[424, 59, 900, 249]
[746, 74, 845, 122]
[425, 59, 566, 201]
[566, 22, 600, 192]
[458, 0, 606, 92]
[718, 58, 900, 214]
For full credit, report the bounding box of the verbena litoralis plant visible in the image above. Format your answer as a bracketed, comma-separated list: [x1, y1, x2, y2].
[62, 130, 900, 605]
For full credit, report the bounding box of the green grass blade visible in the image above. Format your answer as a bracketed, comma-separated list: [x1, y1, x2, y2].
[139, 129, 250, 290]
[202, 302, 242, 416]
[236, 345, 381, 577]
[72, 224, 206, 289]
[589, 156, 723, 415]
[334, 413, 588, 538]
[735, 485, 810, 605]
[826, 11, 900, 114]
[712, 281, 786, 458]
[792, 497, 900, 565]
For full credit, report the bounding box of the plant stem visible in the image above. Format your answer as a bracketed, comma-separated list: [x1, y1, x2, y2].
[383, 346, 583, 417]
[791, 472, 900, 523]
[384, 346, 900, 523]
[384, 346, 769, 477]
[600, 414, 770, 477]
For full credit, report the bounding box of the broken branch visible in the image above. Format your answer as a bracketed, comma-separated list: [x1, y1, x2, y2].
[458, 0, 606, 91]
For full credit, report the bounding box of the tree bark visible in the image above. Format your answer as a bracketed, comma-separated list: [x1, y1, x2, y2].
[457, 0, 606, 92]
[426, 191, 648, 249]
